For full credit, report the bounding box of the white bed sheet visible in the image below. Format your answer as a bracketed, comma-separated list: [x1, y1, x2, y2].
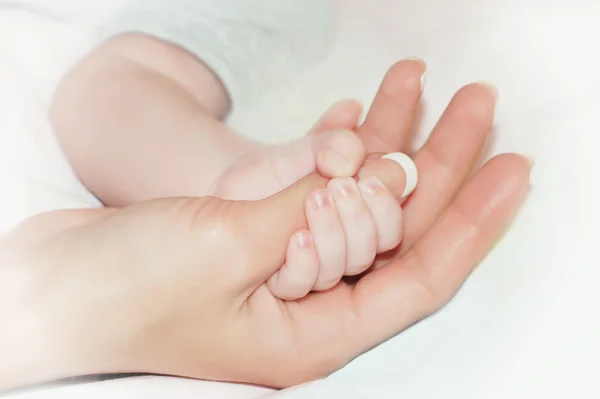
[1, 1, 598, 398]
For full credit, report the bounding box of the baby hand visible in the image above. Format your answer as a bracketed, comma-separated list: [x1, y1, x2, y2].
[267, 153, 418, 300]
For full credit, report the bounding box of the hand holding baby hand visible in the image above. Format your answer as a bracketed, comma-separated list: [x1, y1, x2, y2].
[268, 152, 417, 300]
[1, 149, 529, 392]
[0, 60, 531, 393]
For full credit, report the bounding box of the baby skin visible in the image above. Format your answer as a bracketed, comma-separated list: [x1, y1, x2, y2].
[268, 152, 417, 300]
[49, 34, 422, 301]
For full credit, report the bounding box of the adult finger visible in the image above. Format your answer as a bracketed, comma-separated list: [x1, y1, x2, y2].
[284, 154, 531, 381]
[357, 59, 426, 153]
[400, 82, 498, 253]
[235, 172, 329, 288]
[352, 153, 532, 350]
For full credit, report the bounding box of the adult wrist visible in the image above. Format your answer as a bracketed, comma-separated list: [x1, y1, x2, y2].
[0, 246, 109, 392]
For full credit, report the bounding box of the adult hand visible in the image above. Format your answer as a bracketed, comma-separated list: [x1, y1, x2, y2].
[209, 59, 423, 202]
[1, 78, 531, 391]
[215, 59, 504, 266]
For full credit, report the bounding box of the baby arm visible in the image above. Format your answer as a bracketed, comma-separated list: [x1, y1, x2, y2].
[51, 34, 257, 206]
[49, 1, 334, 206]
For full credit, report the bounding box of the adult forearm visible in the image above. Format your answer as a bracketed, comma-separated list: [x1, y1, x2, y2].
[0, 247, 87, 392]
[0, 208, 121, 392]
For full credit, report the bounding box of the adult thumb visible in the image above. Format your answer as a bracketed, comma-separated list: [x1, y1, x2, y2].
[233, 151, 418, 288]
[235, 172, 329, 286]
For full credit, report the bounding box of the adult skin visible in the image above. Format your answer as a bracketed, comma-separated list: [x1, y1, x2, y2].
[0, 62, 532, 391]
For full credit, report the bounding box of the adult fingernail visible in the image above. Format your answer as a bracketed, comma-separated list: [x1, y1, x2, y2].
[476, 81, 499, 100]
[381, 152, 418, 198]
[405, 57, 427, 93]
[519, 153, 535, 169]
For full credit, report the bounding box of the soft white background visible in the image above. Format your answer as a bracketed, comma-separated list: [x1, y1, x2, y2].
[1, 0, 597, 398]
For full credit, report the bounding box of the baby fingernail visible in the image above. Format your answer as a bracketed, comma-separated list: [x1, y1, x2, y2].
[328, 177, 358, 198]
[381, 152, 418, 198]
[358, 176, 386, 196]
[311, 189, 332, 209]
[295, 230, 313, 249]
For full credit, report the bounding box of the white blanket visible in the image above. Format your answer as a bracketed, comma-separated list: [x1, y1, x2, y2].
[2, 1, 598, 398]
